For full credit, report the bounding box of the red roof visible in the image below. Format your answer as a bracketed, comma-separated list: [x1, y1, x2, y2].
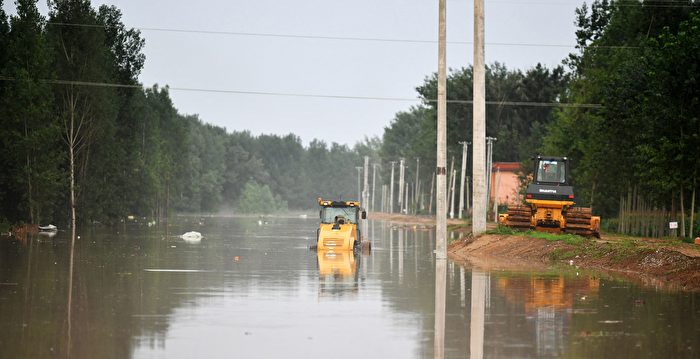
[492, 162, 522, 172]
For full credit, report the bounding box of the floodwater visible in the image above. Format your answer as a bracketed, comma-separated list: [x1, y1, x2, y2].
[0, 216, 698, 358]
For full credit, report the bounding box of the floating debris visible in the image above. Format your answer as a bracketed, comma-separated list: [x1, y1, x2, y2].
[38, 224, 57, 232]
[180, 231, 202, 242]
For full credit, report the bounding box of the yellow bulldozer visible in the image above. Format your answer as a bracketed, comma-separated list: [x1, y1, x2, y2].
[316, 198, 366, 251]
[499, 156, 600, 237]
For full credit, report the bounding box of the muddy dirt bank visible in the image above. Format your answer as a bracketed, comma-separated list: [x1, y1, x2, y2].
[449, 234, 700, 291]
[368, 212, 465, 226]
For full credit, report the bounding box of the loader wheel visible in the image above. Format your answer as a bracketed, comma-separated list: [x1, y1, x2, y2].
[564, 207, 593, 237]
[506, 205, 532, 231]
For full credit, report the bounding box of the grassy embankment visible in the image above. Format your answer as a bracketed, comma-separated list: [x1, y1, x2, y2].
[485, 225, 660, 262]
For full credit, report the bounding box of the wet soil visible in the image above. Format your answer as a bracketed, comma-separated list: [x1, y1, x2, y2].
[448, 233, 700, 291]
[368, 212, 465, 226]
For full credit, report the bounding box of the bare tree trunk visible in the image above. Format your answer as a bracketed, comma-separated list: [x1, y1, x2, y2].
[681, 187, 686, 238]
[24, 120, 35, 224]
[690, 174, 696, 239]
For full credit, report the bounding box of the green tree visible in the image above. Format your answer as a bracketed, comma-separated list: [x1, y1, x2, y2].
[543, 0, 699, 221]
[236, 181, 280, 214]
[0, 0, 63, 224]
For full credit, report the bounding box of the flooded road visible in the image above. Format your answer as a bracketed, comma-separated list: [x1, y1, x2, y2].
[1, 216, 699, 358]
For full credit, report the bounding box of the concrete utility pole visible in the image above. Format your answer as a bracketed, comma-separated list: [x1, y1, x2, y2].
[447, 156, 455, 216]
[371, 163, 378, 212]
[363, 156, 370, 208]
[405, 183, 410, 214]
[398, 158, 405, 213]
[429, 171, 435, 214]
[381, 185, 387, 212]
[389, 161, 396, 213]
[472, 0, 487, 236]
[449, 169, 457, 219]
[436, 0, 447, 259]
[363, 156, 369, 237]
[355, 166, 362, 201]
[466, 176, 471, 211]
[485, 136, 497, 209]
[458, 141, 470, 219]
[415, 157, 420, 208]
[493, 168, 501, 222]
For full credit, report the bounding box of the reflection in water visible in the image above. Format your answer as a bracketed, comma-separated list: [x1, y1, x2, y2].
[317, 250, 356, 277]
[65, 230, 76, 359]
[434, 259, 446, 359]
[317, 250, 358, 298]
[470, 271, 487, 359]
[493, 274, 601, 358]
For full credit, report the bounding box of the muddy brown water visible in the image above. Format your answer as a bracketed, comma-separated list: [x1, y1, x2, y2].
[0, 216, 698, 358]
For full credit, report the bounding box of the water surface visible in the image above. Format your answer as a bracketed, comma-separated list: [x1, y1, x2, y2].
[0, 216, 698, 358]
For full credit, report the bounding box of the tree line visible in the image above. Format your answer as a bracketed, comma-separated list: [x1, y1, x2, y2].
[0, 0, 377, 227]
[542, 0, 699, 236]
[2, 0, 698, 238]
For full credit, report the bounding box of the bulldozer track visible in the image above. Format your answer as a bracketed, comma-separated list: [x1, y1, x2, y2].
[506, 205, 532, 230]
[564, 207, 597, 237]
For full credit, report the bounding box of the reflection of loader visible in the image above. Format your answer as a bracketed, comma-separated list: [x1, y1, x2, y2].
[499, 156, 600, 237]
[317, 198, 366, 251]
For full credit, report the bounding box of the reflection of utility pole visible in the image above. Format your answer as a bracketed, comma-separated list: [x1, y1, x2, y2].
[371, 163, 378, 212]
[472, 0, 486, 235]
[470, 270, 486, 359]
[434, 257, 447, 359]
[458, 141, 470, 218]
[486, 136, 497, 210]
[389, 161, 396, 213]
[355, 166, 362, 201]
[398, 158, 405, 213]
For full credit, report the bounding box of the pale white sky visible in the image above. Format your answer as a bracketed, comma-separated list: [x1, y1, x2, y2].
[3, 0, 583, 145]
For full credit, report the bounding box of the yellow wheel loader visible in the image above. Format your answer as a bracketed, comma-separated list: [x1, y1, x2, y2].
[316, 198, 366, 251]
[499, 156, 600, 237]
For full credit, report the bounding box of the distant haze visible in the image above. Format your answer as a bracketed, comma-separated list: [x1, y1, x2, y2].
[4, 0, 581, 145]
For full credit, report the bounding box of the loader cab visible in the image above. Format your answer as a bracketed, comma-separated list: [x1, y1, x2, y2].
[316, 199, 366, 251]
[534, 156, 569, 185]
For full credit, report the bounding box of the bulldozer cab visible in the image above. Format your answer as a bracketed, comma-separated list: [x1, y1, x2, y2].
[534, 156, 569, 185]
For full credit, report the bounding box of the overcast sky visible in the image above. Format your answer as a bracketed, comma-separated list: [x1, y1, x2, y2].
[3, 0, 583, 145]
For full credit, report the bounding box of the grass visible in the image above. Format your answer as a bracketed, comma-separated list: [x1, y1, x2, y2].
[0, 221, 10, 233]
[486, 225, 585, 245]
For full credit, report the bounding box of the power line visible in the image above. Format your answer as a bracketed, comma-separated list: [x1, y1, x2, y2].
[45, 22, 639, 49]
[486, 0, 699, 8]
[0, 76, 602, 108]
